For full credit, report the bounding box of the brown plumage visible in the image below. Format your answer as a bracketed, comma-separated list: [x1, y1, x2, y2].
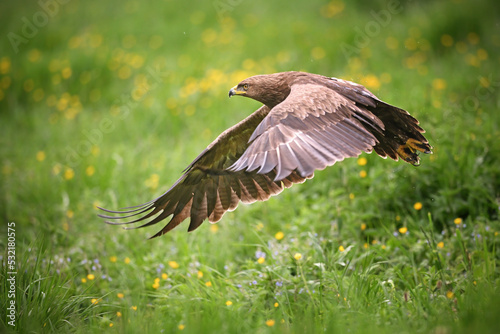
[99, 71, 432, 238]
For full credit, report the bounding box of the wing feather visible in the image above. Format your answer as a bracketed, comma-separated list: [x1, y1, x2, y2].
[99, 106, 308, 237]
[217, 176, 233, 210]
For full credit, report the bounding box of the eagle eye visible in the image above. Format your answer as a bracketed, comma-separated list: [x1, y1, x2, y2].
[242, 84, 249, 90]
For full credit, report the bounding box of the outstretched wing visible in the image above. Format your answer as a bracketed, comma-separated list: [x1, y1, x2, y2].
[98, 106, 310, 238]
[230, 83, 385, 180]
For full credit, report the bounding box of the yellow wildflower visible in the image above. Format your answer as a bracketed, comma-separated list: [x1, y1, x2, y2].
[311, 47, 326, 60]
[87, 274, 95, 280]
[357, 157, 367, 166]
[62, 67, 72, 79]
[361, 75, 380, 90]
[210, 224, 219, 233]
[275, 231, 284, 240]
[118, 66, 131, 79]
[339, 245, 345, 252]
[52, 163, 61, 175]
[117, 293, 124, 298]
[413, 202, 423, 210]
[437, 241, 444, 249]
[64, 168, 75, 180]
[36, 151, 46, 162]
[28, 49, 41, 62]
[441, 34, 453, 47]
[168, 261, 179, 269]
[293, 253, 302, 261]
[432, 78, 447, 90]
[1, 57, 11, 74]
[226, 300, 233, 306]
[399, 227, 408, 234]
[321, 1, 345, 18]
[257, 257, 265, 264]
[477, 49, 488, 61]
[454, 218, 462, 225]
[91, 145, 100, 156]
[265, 319, 275, 327]
[145, 173, 159, 190]
[86, 165, 95, 176]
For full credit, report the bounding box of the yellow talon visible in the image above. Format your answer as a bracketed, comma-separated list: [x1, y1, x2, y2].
[405, 138, 431, 153]
[397, 139, 427, 166]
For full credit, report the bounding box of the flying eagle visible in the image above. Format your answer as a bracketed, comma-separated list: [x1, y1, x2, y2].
[99, 71, 432, 238]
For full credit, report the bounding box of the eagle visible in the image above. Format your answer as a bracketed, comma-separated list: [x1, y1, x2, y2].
[99, 71, 432, 238]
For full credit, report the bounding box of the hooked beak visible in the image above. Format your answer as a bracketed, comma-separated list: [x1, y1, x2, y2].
[228, 85, 245, 98]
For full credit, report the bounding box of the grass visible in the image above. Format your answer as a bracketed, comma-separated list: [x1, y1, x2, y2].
[1, 0, 500, 332]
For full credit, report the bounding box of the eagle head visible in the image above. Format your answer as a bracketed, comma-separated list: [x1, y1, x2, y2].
[229, 73, 293, 108]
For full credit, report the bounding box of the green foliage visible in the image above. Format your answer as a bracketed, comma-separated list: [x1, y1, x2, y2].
[0, 241, 99, 333]
[1, 0, 499, 333]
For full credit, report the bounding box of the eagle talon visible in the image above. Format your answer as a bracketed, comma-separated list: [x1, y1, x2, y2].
[396, 138, 429, 166]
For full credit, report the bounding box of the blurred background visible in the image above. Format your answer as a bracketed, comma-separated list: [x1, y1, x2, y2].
[1, 0, 499, 238]
[0, 0, 499, 332]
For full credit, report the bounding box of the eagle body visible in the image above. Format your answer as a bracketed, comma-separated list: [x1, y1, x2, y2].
[99, 71, 432, 237]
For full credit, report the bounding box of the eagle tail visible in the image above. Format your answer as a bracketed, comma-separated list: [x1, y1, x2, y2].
[367, 101, 432, 166]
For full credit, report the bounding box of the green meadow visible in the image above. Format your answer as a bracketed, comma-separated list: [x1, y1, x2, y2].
[1, 0, 499, 332]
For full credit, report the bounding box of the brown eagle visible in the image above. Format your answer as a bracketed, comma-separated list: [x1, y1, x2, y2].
[99, 71, 432, 238]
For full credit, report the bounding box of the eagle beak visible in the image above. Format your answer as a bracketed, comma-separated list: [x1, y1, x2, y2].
[229, 85, 245, 98]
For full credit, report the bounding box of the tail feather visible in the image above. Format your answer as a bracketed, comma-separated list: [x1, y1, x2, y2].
[364, 101, 432, 165]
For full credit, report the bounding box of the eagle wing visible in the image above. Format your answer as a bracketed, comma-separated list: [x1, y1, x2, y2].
[98, 105, 309, 237]
[229, 83, 385, 180]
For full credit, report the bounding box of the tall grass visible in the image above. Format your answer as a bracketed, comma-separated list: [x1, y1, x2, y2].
[0, 241, 101, 333]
